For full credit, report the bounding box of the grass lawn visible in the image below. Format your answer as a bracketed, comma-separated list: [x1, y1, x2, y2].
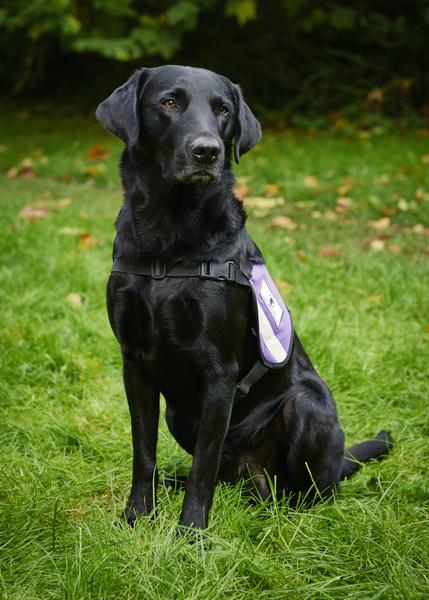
[0, 112, 428, 599]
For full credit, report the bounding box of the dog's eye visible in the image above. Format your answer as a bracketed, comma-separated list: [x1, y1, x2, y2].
[162, 99, 177, 109]
[218, 105, 229, 116]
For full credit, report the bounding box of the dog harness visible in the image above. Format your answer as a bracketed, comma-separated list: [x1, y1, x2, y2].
[112, 257, 294, 397]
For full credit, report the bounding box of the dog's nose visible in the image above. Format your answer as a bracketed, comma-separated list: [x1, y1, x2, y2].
[191, 137, 221, 164]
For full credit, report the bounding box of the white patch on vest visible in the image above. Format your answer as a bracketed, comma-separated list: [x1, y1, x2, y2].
[260, 279, 284, 328]
[257, 302, 287, 364]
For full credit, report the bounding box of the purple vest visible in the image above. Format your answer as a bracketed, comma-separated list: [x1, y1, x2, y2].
[249, 263, 293, 368]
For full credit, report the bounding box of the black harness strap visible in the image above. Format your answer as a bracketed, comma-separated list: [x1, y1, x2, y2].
[111, 256, 270, 396]
[112, 257, 250, 287]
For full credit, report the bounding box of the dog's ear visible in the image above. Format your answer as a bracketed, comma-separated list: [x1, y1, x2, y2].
[96, 68, 149, 149]
[233, 85, 261, 164]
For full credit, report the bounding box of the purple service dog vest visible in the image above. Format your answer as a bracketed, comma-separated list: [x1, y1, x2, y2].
[250, 263, 293, 368]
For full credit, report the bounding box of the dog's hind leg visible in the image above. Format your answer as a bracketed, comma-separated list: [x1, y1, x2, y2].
[122, 357, 160, 525]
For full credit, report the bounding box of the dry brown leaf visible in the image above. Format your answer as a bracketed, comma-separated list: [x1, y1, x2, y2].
[425, 245, 429, 255]
[336, 197, 354, 213]
[234, 183, 250, 201]
[78, 233, 100, 250]
[82, 164, 105, 177]
[245, 197, 284, 209]
[367, 88, 384, 105]
[18, 204, 49, 220]
[297, 251, 307, 262]
[65, 292, 83, 308]
[369, 217, 391, 231]
[369, 239, 385, 251]
[264, 183, 281, 197]
[424, 325, 429, 334]
[87, 144, 110, 160]
[271, 215, 298, 230]
[421, 154, 429, 164]
[304, 175, 319, 188]
[319, 246, 339, 258]
[380, 207, 397, 217]
[387, 244, 401, 254]
[7, 158, 35, 179]
[337, 179, 352, 195]
[274, 279, 292, 294]
[252, 209, 269, 218]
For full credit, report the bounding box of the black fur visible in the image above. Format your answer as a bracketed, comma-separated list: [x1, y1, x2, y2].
[96, 65, 393, 530]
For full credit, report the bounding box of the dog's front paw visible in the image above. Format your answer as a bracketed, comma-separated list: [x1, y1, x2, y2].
[123, 495, 155, 526]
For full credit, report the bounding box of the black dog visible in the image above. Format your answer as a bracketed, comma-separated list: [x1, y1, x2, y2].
[96, 65, 392, 531]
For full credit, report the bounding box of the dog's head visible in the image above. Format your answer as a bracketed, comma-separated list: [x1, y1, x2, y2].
[96, 65, 261, 185]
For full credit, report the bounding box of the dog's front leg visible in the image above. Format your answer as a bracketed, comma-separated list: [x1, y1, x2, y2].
[179, 370, 237, 531]
[122, 356, 160, 525]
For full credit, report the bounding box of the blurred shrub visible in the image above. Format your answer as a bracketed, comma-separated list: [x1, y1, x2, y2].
[1, 0, 428, 118]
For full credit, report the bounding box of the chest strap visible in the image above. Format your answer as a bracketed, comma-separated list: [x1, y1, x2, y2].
[112, 257, 250, 287]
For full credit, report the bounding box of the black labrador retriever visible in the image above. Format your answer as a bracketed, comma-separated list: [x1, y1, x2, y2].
[96, 65, 392, 531]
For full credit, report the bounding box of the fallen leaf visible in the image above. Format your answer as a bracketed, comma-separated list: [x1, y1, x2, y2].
[274, 279, 292, 294]
[245, 197, 284, 209]
[322, 210, 337, 222]
[425, 245, 429, 255]
[271, 215, 298, 230]
[87, 144, 110, 160]
[412, 224, 429, 236]
[369, 239, 385, 251]
[336, 197, 354, 213]
[367, 294, 383, 305]
[56, 197, 72, 208]
[7, 158, 35, 179]
[319, 246, 339, 257]
[264, 183, 281, 197]
[367, 88, 384, 105]
[387, 244, 401, 254]
[82, 164, 105, 177]
[234, 183, 250, 200]
[424, 324, 429, 334]
[18, 204, 49, 220]
[397, 198, 409, 211]
[304, 175, 319, 188]
[369, 217, 391, 231]
[337, 179, 352, 195]
[78, 233, 100, 250]
[421, 154, 429, 164]
[65, 292, 83, 308]
[380, 207, 397, 217]
[58, 227, 83, 236]
[297, 251, 307, 262]
[252, 209, 269, 218]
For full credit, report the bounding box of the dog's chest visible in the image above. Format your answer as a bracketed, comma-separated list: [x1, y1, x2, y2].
[107, 274, 250, 374]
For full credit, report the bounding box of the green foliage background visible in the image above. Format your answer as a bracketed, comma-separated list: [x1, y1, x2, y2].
[1, 0, 428, 119]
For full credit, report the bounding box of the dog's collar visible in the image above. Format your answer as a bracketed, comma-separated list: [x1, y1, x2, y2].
[112, 257, 250, 286]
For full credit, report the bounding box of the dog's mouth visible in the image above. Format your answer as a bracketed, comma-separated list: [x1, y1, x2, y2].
[174, 166, 221, 186]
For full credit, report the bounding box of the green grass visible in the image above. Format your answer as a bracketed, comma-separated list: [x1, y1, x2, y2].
[1, 112, 428, 599]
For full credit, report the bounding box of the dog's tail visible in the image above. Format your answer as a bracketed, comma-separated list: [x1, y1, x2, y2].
[340, 430, 393, 481]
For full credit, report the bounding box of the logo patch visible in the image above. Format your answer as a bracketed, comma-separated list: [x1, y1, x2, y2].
[260, 279, 284, 328]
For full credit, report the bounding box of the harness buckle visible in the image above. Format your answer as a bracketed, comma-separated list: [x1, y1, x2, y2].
[199, 261, 211, 279]
[151, 260, 166, 279]
[226, 261, 236, 281]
